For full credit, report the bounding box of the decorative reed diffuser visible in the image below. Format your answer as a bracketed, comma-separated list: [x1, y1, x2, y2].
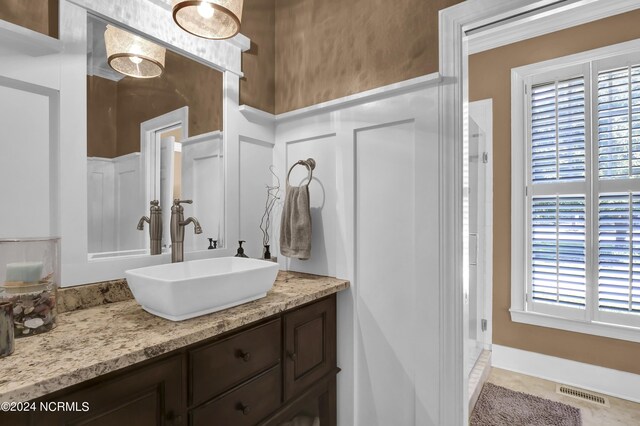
[259, 166, 280, 262]
[0, 238, 60, 338]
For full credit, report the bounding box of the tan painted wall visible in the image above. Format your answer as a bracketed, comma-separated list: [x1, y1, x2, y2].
[0, 0, 58, 38]
[469, 10, 640, 375]
[274, 0, 462, 114]
[116, 49, 223, 156]
[87, 50, 223, 158]
[5, 0, 450, 119]
[240, 0, 276, 114]
[87, 76, 117, 158]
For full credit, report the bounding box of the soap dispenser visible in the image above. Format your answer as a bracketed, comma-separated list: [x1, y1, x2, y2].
[235, 241, 249, 258]
[137, 200, 162, 255]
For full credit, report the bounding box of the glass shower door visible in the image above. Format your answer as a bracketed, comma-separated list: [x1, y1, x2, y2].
[467, 106, 492, 377]
[467, 117, 484, 375]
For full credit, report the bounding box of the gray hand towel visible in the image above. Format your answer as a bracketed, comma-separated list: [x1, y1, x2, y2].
[280, 183, 312, 260]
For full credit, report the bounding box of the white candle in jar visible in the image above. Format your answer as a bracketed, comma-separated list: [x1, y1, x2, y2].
[5, 261, 43, 284]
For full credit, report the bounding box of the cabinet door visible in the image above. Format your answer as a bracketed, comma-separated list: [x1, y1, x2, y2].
[283, 296, 336, 400]
[31, 355, 184, 426]
[260, 374, 336, 426]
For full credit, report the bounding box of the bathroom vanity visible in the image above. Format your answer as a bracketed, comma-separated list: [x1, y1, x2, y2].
[0, 272, 348, 426]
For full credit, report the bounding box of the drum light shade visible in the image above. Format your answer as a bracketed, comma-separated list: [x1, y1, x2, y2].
[105, 25, 166, 79]
[172, 0, 243, 40]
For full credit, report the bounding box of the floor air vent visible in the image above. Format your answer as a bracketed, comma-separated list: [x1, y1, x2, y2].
[555, 384, 610, 407]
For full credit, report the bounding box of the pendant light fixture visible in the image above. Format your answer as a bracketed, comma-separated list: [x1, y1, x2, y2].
[172, 0, 244, 40]
[105, 25, 166, 79]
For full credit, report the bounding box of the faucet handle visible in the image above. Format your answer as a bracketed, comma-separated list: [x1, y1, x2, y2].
[173, 199, 193, 206]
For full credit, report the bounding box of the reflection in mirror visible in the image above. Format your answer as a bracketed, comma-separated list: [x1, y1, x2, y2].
[85, 15, 224, 259]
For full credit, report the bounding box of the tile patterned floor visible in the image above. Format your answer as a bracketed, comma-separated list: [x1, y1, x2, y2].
[486, 368, 640, 426]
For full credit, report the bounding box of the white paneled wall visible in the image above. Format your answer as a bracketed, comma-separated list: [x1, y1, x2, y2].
[274, 74, 441, 426]
[87, 153, 144, 254]
[0, 80, 58, 239]
[239, 136, 275, 259]
[356, 121, 416, 426]
[284, 135, 338, 277]
[87, 158, 115, 253]
[114, 153, 144, 251]
[181, 131, 224, 252]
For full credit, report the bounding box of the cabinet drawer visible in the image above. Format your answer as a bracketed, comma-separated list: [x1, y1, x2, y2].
[189, 318, 281, 406]
[190, 366, 281, 426]
[283, 296, 336, 400]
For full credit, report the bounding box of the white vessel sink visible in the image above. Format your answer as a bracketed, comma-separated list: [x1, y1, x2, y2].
[125, 257, 279, 321]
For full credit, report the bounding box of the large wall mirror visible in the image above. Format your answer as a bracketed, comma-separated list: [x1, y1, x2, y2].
[85, 15, 225, 260]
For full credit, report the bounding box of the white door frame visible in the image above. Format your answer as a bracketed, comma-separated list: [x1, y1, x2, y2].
[140, 106, 189, 208]
[439, 0, 640, 423]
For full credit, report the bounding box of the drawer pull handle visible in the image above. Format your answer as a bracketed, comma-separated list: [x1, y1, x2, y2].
[237, 350, 251, 362]
[287, 351, 297, 361]
[237, 402, 251, 415]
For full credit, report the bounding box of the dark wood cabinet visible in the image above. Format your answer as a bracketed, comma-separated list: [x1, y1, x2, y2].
[190, 366, 282, 426]
[31, 354, 184, 426]
[1, 295, 338, 426]
[260, 373, 337, 426]
[283, 296, 336, 401]
[189, 318, 281, 407]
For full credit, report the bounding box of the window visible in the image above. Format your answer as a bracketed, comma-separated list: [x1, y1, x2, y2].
[511, 40, 640, 342]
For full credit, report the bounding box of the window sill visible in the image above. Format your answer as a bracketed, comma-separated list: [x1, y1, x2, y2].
[509, 309, 640, 344]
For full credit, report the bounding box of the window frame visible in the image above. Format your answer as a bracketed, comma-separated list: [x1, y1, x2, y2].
[511, 38, 640, 343]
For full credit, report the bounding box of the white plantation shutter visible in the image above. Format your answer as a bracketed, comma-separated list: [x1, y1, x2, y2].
[517, 47, 640, 333]
[595, 61, 640, 320]
[528, 73, 587, 317]
[531, 78, 586, 182]
[597, 193, 640, 314]
[531, 196, 586, 307]
[597, 65, 640, 179]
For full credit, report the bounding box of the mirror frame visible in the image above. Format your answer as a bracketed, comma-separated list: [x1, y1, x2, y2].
[59, 0, 249, 285]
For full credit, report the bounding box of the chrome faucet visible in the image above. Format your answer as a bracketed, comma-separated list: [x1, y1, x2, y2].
[137, 200, 163, 255]
[170, 199, 203, 263]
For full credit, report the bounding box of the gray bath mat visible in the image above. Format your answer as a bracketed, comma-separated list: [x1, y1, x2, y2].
[471, 382, 582, 426]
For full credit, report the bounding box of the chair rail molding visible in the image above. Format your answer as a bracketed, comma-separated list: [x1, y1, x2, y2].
[275, 73, 441, 123]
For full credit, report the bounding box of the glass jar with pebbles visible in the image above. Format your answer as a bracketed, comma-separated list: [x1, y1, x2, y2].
[0, 238, 60, 338]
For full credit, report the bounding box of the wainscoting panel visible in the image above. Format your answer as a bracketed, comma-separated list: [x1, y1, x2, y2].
[114, 153, 143, 252]
[274, 76, 441, 426]
[355, 120, 416, 426]
[0, 81, 57, 239]
[87, 158, 115, 253]
[181, 132, 224, 252]
[283, 133, 338, 277]
[86, 153, 143, 254]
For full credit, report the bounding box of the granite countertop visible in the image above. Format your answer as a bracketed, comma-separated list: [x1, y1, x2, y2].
[0, 271, 349, 403]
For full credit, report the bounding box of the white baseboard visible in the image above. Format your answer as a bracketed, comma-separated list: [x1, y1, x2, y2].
[492, 345, 640, 403]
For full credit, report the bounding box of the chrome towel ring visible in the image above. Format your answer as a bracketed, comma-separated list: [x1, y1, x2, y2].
[287, 158, 316, 186]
